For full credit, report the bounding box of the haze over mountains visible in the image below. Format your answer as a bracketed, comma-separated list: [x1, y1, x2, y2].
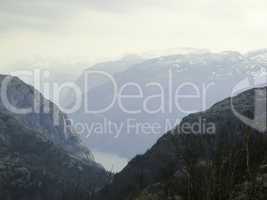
[4, 49, 267, 169]
[2, 0, 267, 198]
[64, 49, 267, 159]
[0, 49, 266, 200]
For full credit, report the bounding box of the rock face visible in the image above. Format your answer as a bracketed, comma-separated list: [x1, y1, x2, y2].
[95, 86, 267, 200]
[0, 74, 95, 163]
[70, 51, 267, 158]
[0, 74, 110, 200]
[0, 112, 109, 200]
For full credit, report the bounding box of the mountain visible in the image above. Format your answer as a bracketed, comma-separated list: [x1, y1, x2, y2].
[95, 86, 267, 200]
[0, 112, 109, 200]
[0, 74, 95, 163]
[0, 74, 110, 199]
[142, 47, 210, 58]
[79, 54, 144, 91]
[69, 51, 267, 158]
[247, 49, 267, 64]
[63, 54, 144, 109]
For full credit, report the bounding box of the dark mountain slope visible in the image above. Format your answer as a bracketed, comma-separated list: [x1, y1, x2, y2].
[95, 86, 267, 200]
[0, 112, 110, 200]
[0, 74, 95, 163]
[0, 74, 110, 200]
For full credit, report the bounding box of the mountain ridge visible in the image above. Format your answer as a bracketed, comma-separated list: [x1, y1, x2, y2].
[95, 86, 267, 200]
[70, 50, 267, 158]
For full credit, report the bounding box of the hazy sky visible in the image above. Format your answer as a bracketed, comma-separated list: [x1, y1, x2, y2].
[1, 0, 267, 73]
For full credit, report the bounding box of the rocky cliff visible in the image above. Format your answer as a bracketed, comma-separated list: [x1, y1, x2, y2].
[0, 74, 95, 163]
[0, 74, 110, 200]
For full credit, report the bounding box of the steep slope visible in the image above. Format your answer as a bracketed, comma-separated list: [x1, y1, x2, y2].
[95, 86, 267, 200]
[0, 112, 109, 200]
[71, 51, 267, 158]
[0, 74, 95, 163]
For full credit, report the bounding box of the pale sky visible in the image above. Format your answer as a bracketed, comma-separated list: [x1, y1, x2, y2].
[1, 0, 267, 73]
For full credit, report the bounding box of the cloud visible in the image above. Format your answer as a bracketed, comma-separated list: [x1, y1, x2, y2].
[0, 0, 227, 32]
[1, 0, 267, 73]
[0, 0, 253, 32]
[0, 0, 178, 32]
[0, 0, 158, 19]
[0, 0, 82, 31]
